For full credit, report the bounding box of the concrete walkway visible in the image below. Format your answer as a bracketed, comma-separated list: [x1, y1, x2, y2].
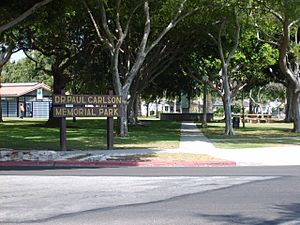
[177, 122, 300, 166]
[178, 122, 216, 153]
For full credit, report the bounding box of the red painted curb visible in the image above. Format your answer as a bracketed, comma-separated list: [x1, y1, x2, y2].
[0, 160, 236, 167]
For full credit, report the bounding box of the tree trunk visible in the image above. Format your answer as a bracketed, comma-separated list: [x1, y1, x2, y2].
[0, 51, 12, 123]
[249, 98, 254, 114]
[146, 103, 149, 117]
[45, 69, 66, 127]
[156, 99, 159, 118]
[0, 97, 3, 123]
[278, 17, 300, 132]
[0, 81, 3, 122]
[202, 82, 208, 127]
[222, 77, 234, 135]
[128, 94, 141, 125]
[134, 95, 140, 123]
[128, 96, 136, 125]
[207, 92, 213, 113]
[292, 91, 300, 132]
[285, 85, 294, 122]
[0, 74, 2, 121]
[220, 63, 234, 135]
[118, 100, 128, 136]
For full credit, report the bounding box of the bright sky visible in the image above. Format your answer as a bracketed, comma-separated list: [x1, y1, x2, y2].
[10, 50, 26, 62]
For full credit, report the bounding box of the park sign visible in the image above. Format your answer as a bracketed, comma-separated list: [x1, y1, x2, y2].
[53, 93, 120, 151]
[52, 94, 122, 118]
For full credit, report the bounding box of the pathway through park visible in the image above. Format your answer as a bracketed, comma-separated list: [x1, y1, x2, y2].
[178, 122, 300, 166]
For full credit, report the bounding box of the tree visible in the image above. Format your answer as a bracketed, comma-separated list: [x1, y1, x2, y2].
[83, 0, 198, 136]
[249, 82, 285, 114]
[255, 0, 300, 131]
[0, 0, 55, 122]
[17, 0, 95, 127]
[2, 52, 52, 85]
[127, 30, 200, 124]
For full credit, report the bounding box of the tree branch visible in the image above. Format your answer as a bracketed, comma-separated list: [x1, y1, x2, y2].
[256, 29, 279, 46]
[0, 0, 54, 35]
[217, 20, 226, 65]
[207, 32, 218, 45]
[0, 47, 13, 67]
[265, 6, 284, 23]
[81, 0, 105, 43]
[226, 11, 240, 65]
[146, 0, 198, 54]
[100, 2, 117, 48]
[23, 50, 51, 74]
[115, 0, 124, 38]
[289, 18, 300, 29]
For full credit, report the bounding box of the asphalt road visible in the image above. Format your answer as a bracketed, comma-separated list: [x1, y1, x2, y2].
[1, 166, 300, 225]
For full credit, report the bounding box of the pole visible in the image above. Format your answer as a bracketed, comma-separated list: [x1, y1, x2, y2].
[202, 81, 208, 127]
[107, 90, 114, 150]
[242, 91, 245, 128]
[59, 90, 67, 151]
[60, 117, 67, 151]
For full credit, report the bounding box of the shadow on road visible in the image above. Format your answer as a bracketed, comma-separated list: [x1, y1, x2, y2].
[194, 203, 300, 225]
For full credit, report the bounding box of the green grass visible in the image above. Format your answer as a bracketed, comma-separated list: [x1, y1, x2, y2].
[199, 122, 300, 149]
[0, 118, 180, 151]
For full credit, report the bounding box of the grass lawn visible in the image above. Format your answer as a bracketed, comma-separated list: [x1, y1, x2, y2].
[199, 122, 300, 149]
[0, 118, 181, 151]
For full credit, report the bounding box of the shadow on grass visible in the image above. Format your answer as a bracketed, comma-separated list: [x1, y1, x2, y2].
[0, 119, 181, 150]
[106, 153, 157, 162]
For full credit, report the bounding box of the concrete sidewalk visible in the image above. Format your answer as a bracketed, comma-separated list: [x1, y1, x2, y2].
[175, 122, 300, 166]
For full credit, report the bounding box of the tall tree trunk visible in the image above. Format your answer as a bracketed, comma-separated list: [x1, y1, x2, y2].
[117, 99, 128, 136]
[0, 50, 12, 123]
[285, 85, 294, 122]
[0, 69, 4, 123]
[0, 78, 3, 122]
[210, 13, 240, 135]
[146, 103, 149, 117]
[207, 92, 213, 113]
[222, 67, 234, 135]
[292, 91, 300, 132]
[249, 98, 254, 114]
[202, 82, 208, 127]
[45, 69, 66, 127]
[134, 95, 140, 123]
[128, 94, 137, 125]
[0, 96, 3, 123]
[278, 17, 300, 132]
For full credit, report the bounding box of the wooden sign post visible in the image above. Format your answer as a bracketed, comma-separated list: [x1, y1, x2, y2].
[107, 90, 114, 150]
[52, 92, 122, 151]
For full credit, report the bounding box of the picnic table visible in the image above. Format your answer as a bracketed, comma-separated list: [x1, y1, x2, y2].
[239, 113, 273, 123]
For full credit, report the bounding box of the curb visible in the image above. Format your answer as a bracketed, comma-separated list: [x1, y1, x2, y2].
[0, 160, 236, 168]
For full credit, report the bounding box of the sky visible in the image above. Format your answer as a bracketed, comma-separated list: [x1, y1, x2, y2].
[10, 50, 26, 62]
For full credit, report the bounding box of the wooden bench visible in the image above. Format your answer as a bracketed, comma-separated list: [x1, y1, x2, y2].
[239, 114, 273, 123]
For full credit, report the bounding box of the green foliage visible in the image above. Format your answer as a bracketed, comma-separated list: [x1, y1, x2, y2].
[291, 42, 300, 62]
[2, 52, 52, 85]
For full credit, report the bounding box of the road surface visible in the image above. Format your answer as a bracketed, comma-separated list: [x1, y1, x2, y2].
[1, 166, 300, 225]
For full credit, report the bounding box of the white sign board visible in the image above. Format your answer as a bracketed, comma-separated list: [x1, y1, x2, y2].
[36, 88, 43, 100]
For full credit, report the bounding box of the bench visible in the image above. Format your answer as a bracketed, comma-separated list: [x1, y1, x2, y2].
[239, 114, 273, 123]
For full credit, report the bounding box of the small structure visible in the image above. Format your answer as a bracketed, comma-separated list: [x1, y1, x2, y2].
[0, 82, 52, 118]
